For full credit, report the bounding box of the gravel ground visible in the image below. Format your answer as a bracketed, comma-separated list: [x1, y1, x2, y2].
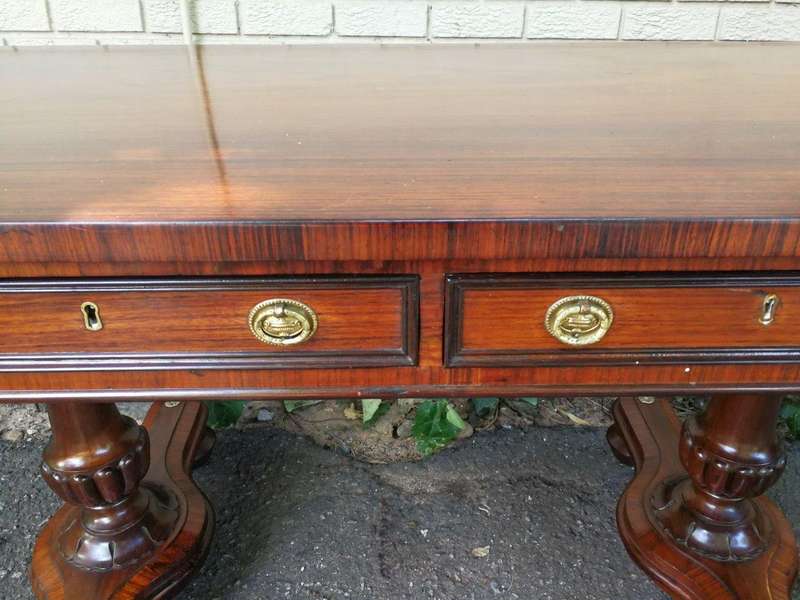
[1, 423, 798, 600]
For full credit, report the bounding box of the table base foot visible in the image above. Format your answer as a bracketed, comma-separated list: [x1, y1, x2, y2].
[31, 401, 215, 600]
[611, 397, 797, 600]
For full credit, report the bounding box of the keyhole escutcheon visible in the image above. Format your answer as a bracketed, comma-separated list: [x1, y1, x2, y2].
[81, 301, 103, 331]
[759, 293, 779, 326]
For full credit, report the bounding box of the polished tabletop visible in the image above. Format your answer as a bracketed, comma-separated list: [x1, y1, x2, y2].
[2, 43, 799, 267]
[2, 42, 799, 224]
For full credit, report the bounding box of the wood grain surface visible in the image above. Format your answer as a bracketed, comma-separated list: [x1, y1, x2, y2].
[7, 42, 800, 600]
[2, 44, 800, 265]
[31, 401, 215, 600]
[2, 271, 800, 396]
[612, 398, 798, 600]
[0, 277, 419, 369]
[3, 43, 800, 221]
[0, 44, 798, 394]
[447, 274, 800, 366]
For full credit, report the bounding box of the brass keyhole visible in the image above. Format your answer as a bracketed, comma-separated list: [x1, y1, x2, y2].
[81, 301, 103, 331]
[760, 293, 779, 326]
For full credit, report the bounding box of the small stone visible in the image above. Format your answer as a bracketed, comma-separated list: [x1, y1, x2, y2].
[1, 430, 23, 442]
[471, 546, 490, 558]
[505, 399, 539, 419]
[343, 404, 360, 420]
[256, 408, 274, 422]
[397, 398, 420, 412]
[395, 419, 414, 439]
[456, 422, 474, 440]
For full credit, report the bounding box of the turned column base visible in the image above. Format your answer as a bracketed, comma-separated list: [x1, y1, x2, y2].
[652, 476, 772, 562]
[31, 402, 215, 600]
[57, 484, 179, 572]
[609, 397, 798, 600]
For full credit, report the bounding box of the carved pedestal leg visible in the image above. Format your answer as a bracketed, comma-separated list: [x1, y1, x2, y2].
[610, 396, 798, 600]
[40, 403, 177, 572]
[606, 420, 634, 466]
[31, 401, 215, 600]
[653, 396, 785, 562]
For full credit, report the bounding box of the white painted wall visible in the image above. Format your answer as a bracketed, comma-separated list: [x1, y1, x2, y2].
[1, 0, 799, 45]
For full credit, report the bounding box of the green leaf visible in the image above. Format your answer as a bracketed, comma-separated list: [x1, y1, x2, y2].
[412, 399, 465, 456]
[284, 400, 322, 413]
[781, 398, 800, 440]
[472, 398, 499, 418]
[517, 397, 540, 408]
[362, 399, 382, 423]
[205, 401, 246, 429]
[362, 399, 390, 428]
[445, 404, 467, 429]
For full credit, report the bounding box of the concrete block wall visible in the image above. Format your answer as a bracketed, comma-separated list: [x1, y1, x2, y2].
[1, 0, 799, 44]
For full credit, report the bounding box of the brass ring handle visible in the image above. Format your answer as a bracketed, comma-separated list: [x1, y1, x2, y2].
[545, 295, 614, 346]
[248, 298, 318, 346]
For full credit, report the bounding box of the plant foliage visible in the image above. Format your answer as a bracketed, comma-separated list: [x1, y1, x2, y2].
[781, 396, 800, 440]
[205, 400, 246, 429]
[284, 400, 322, 413]
[471, 397, 499, 418]
[412, 399, 466, 456]
[517, 397, 540, 409]
[362, 399, 390, 428]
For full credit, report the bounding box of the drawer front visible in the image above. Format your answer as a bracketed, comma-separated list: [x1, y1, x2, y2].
[445, 274, 800, 367]
[0, 277, 418, 370]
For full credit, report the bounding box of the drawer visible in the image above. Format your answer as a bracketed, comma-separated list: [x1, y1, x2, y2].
[0, 277, 419, 371]
[445, 274, 800, 367]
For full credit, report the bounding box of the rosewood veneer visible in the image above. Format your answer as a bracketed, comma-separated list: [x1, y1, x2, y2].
[1, 42, 798, 599]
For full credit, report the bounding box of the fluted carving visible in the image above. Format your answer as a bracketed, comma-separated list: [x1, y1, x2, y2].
[652, 395, 785, 562]
[41, 404, 177, 572]
[679, 420, 786, 500]
[41, 425, 148, 507]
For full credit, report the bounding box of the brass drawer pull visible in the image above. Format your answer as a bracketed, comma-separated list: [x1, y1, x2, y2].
[248, 298, 318, 346]
[760, 293, 779, 326]
[545, 295, 613, 346]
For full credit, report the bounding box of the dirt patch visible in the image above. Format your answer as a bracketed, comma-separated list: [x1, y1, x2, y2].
[238, 397, 618, 464]
[0, 403, 151, 443]
[0, 397, 695, 465]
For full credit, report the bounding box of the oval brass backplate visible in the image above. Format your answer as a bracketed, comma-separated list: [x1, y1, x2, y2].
[545, 295, 614, 346]
[248, 298, 318, 346]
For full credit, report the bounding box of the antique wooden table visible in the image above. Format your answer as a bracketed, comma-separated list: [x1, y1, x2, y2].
[1, 43, 799, 599]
